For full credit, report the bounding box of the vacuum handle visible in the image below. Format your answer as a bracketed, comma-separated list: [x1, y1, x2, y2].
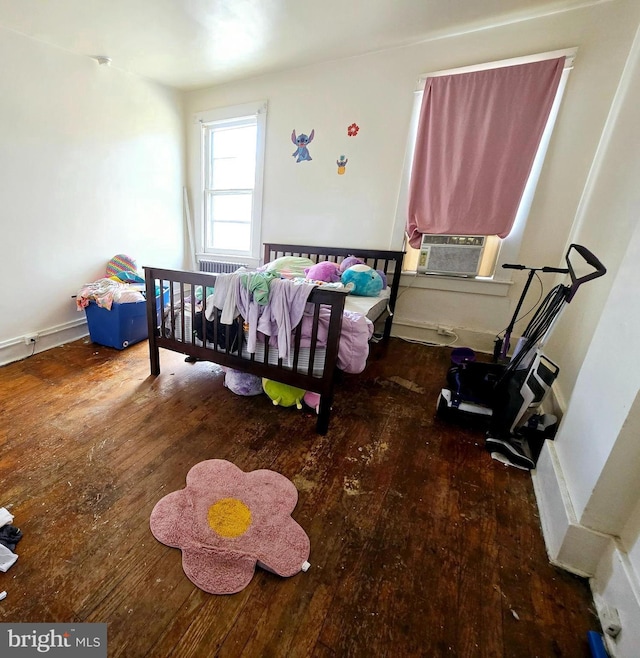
[568, 244, 607, 274]
[565, 244, 607, 301]
[502, 263, 526, 270]
[541, 266, 569, 273]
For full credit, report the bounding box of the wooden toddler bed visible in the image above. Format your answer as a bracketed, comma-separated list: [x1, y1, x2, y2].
[143, 243, 404, 434]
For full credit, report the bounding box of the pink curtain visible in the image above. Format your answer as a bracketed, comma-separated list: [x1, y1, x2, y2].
[406, 57, 564, 248]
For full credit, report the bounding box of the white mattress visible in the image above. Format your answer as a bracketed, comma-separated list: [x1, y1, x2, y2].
[241, 339, 327, 377]
[344, 288, 390, 320]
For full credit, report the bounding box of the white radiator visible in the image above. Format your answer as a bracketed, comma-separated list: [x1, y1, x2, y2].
[199, 260, 245, 274]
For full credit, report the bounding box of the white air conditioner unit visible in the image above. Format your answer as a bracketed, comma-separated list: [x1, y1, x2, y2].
[417, 235, 486, 277]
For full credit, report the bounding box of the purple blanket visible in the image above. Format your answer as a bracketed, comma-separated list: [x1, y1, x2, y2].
[281, 306, 373, 374]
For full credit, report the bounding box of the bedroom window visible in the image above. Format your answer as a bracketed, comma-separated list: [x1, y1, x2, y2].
[393, 49, 575, 281]
[198, 101, 267, 262]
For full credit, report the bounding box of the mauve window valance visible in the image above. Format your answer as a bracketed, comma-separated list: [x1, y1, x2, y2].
[406, 57, 565, 249]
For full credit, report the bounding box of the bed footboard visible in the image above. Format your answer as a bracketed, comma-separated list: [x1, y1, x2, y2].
[144, 266, 346, 434]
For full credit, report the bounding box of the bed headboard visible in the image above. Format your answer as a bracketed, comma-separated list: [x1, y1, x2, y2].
[263, 243, 405, 340]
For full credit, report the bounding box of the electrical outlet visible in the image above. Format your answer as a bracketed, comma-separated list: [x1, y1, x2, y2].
[24, 333, 39, 345]
[601, 605, 621, 638]
[437, 325, 455, 337]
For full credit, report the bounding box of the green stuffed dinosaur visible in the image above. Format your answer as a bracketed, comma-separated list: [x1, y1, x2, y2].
[262, 379, 305, 409]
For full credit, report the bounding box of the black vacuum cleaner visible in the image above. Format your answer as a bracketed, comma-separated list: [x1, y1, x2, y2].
[436, 244, 607, 469]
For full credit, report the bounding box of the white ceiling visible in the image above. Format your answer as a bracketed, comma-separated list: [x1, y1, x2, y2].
[0, 0, 598, 90]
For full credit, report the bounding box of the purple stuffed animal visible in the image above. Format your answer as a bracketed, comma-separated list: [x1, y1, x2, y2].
[223, 367, 263, 396]
[304, 261, 342, 283]
[339, 255, 364, 273]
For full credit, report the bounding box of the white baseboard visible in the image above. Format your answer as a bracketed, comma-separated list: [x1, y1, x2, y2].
[532, 440, 612, 577]
[531, 441, 640, 657]
[391, 318, 496, 354]
[0, 318, 89, 367]
[591, 541, 640, 658]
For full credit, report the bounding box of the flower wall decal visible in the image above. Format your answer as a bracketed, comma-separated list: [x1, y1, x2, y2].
[150, 459, 311, 594]
[347, 123, 360, 137]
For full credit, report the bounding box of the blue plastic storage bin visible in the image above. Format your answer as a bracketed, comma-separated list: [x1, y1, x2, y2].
[84, 289, 169, 350]
[85, 299, 149, 350]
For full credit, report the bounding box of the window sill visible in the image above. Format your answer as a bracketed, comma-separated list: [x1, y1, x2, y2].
[400, 272, 512, 297]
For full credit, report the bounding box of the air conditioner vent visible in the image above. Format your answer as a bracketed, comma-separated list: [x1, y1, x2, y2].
[417, 235, 485, 277]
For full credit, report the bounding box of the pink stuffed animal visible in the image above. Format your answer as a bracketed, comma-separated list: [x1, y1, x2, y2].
[304, 261, 341, 283]
[303, 391, 321, 414]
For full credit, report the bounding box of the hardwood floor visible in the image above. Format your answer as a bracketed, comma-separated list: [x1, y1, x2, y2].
[0, 337, 599, 657]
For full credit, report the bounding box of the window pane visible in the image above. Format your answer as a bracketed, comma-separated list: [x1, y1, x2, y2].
[209, 125, 256, 190]
[211, 222, 251, 252]
[209, 193, 252, 223]
[205, 192, 253, 252]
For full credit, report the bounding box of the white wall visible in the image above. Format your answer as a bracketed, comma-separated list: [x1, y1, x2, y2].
[545, 20, 640, 404]
[540, 3, 640, 550]
[532, 16, 640, 655]
[0, 26, 185, 365]
[184, 0, 639, 361]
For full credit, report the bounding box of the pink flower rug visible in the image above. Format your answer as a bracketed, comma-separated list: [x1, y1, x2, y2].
[149, 459, 311, 594]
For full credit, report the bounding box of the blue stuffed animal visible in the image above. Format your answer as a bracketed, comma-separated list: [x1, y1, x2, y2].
[340, 256, 387, 290]
[341, 264, 384, 297]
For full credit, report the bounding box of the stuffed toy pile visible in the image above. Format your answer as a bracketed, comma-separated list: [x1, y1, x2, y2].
[300, 255, 387, 296]
[224, 371, 322, 415]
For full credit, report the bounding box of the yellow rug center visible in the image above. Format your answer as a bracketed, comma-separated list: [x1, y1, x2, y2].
[208, 498, 252, 538]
